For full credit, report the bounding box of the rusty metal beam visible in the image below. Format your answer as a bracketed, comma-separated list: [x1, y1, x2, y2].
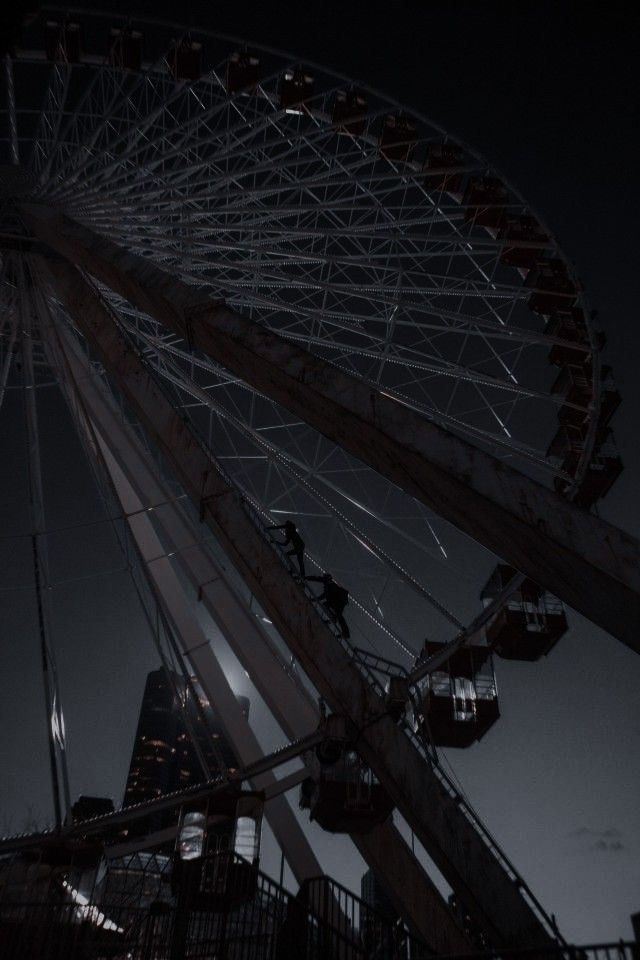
[38, 254, 558, 951]
[23, 204, 640, 653]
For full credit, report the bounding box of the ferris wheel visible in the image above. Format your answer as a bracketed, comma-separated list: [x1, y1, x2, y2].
[0, 8, 637, 956]
[6, 8, 625, 649]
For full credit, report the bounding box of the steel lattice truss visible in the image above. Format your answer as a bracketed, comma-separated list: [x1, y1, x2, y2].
[3, 9, 615, 658]
[34, 45, 585, 457]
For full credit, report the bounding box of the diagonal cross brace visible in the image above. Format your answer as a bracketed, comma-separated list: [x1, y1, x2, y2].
[23, 203, 640, 653]
[38, 254, 558, 951]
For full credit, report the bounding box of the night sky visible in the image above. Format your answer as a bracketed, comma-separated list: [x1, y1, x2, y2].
[1, 0, 639, 945]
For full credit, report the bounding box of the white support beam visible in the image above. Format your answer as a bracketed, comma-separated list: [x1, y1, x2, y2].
[41, 311, 323, 885]
[99, 441, 324, 885]
[49, 315, 472, 955]
[23, 204, 640, 653]
[21, 265, 72, 827]
[40, 256, 558, 951]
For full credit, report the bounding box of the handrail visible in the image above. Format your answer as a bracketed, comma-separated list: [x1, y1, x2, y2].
[0, 850, 429, 959]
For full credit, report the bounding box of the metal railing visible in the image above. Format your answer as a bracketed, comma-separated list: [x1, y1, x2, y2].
[299, 875, 428, 959]
[0, 848, 427, 960]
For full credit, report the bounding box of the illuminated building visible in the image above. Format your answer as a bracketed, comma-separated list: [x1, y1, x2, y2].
[122, 668, 249, 838]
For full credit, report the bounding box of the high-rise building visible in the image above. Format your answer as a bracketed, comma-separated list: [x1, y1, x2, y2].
[185, 676, 249, 781]
[123, 667, 249, 838]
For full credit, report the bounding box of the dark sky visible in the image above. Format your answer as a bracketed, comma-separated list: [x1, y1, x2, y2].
[1, 0, 639, 945]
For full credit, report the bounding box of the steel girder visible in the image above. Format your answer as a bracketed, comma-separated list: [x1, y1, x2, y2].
[23, 204, 640, 654]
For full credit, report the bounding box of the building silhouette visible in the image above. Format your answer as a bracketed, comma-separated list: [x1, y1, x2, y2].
[360, 869, 408, 959]
[123, 667, 249, 837]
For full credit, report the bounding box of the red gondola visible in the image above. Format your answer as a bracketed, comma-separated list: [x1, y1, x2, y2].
[280, 68, 314, 113]
[226, 50, 260, 94]
[463, 176, 508, 229]
[168, 37, 202, 82]
[108, 28, 143, 71]
[481, 565, 568, 661]
[331, 89, 367, 135]
[547, 423, 588, 464]
[414, 640, 499, 747]
[558, 438, 623, 507]
[424, 142, 463, 193]
[546, 308, 591, 366]
[527, 259, 578, 314]
[379, 114, 416, 163]
[552, 364, 593, 429]
[45, 20, 82, 63]
[499, 215, 549, 269]
[300, 759, 393, 834]
[552, 363, 621, 434]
